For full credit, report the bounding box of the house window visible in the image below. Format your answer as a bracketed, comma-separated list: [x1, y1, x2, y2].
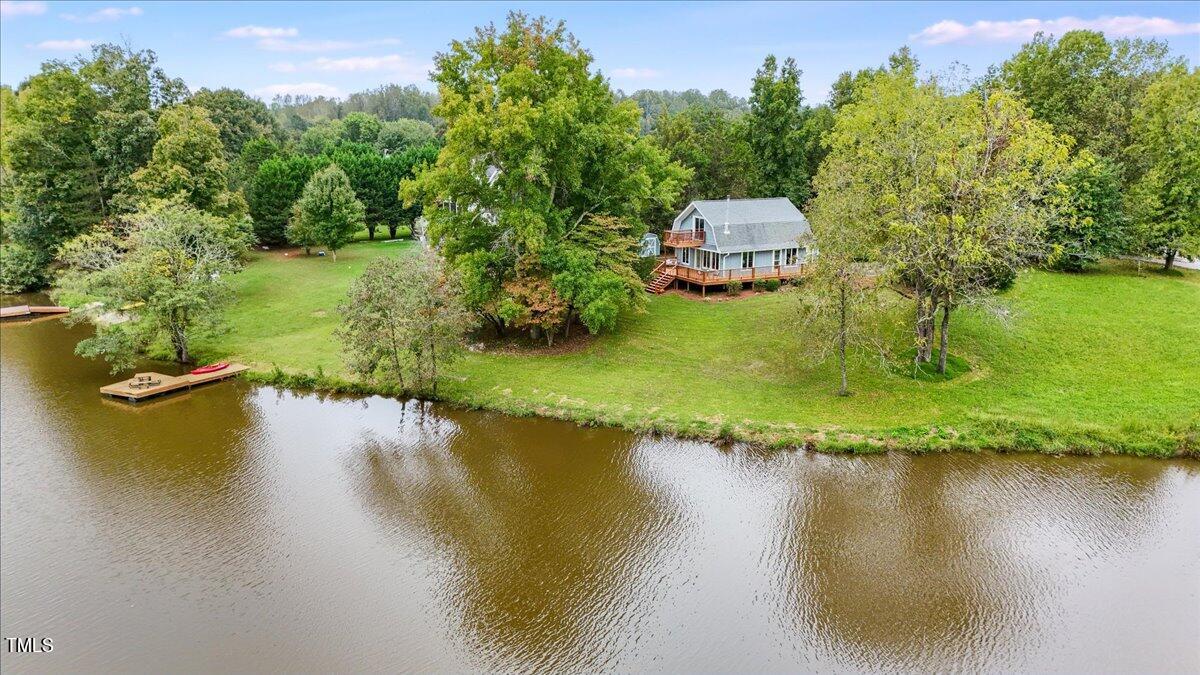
[741, 251, 754, 269]
[700, 249, 719, 269]
[773, 249, 782, 266]
[679, 248, 692, 266]
[785, 248, 798, 265]
[693, 216, 706, 232]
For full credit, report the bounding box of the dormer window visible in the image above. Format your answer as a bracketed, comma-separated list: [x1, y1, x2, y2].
[693, 217, 706, 232]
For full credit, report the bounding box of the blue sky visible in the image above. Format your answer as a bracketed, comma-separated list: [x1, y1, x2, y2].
[2, 1, 1197, 102]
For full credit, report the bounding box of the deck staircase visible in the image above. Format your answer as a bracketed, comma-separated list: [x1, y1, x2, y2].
[645, 261, 676, 294]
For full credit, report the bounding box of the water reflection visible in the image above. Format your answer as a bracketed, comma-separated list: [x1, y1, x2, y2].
[348, 405, 685, 672]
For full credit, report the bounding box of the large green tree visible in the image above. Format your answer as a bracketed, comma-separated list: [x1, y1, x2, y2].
[651, 107, 755, 211]
[289, 164, 365, 259]
[55, 207, 252, 369]
[402, 13, 687, 342]
[1046, 150, 1126, 271]
[188, 87, 281, 158]
[133, 105, 246, 216]
[747, 55, 810, 205]
[1126, 67, 1200, 270]
[998, 30, 1181, 170]
[375, 118, 438, 155]
[248, 154, 330, 245]
[79, 44, 188, 213]
[3, 64, 106, 266]
[814, 70, 1069, 373]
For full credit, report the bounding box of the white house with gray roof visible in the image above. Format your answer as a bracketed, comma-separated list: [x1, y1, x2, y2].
[648, 197, 815, 294]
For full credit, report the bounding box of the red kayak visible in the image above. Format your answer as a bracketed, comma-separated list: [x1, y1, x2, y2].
[190, 362, 229, 375]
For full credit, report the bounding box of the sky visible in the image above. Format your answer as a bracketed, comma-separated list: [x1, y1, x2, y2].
[2, 1, 1198, 103]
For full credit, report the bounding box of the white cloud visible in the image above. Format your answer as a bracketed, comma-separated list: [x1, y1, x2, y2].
[268, 61, 298, 73]
[61, 6, 143, 22]
[224, 25, 299, 39]
[256, 82, 341, 98]
[1, 1, 46, 17]
[912, 15, 1200, 45]
[256, 37, 400, 53]
[611, 67, 663, 79]
[32, 38, 94, 50]
[308, 54, 428, 78]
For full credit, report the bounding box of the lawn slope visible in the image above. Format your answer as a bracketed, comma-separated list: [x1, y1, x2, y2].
[196, 241, 1200, 456]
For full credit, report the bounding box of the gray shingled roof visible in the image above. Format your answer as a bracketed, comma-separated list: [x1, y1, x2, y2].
[674, 198, 811, 253]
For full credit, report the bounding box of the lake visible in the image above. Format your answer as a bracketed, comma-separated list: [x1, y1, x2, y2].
[2, 306, 1197, 672]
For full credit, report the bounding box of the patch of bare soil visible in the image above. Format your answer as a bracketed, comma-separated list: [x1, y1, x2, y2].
[475, 324, 598, 356]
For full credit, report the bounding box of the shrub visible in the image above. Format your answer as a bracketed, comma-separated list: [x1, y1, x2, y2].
[763, 278, 782, 292]
[726, 279, 742, 295]
[0, 243, 47, 293]
[634, 255, 659, 281]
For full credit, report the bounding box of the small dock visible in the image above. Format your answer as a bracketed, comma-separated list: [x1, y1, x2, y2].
[1, 305, 69, 319]
[100, 364, 249, 402]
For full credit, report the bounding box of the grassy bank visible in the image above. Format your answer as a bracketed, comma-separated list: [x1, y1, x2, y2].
[193, 240, 1200, 457]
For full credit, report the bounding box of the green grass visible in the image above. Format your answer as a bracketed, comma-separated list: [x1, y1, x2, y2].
[195, 241, 1200, 457]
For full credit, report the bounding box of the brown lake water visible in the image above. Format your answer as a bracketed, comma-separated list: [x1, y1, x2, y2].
[2, 306, 1198, 673]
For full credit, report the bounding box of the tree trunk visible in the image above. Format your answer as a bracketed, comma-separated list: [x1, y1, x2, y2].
[838, 283, 849, 396]
[937, 300, 951, 375]
[1164, 249, 1177, 271]
[913, 278, 928, 364]
[388, 223, 398, 239]
[304, 245, 311, 255]
[429, 339, 438, 396]
[170, 317, 190, 364]
[331, 248, 337, 261]
[386, 321, 405, 390]
[367, 224, 376, 240]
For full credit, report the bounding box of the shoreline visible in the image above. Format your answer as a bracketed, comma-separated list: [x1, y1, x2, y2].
[241, 366, 1199, 459]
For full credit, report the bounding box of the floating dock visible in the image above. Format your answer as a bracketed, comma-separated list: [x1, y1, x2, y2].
[1, 305, 69, 319]
[100, 364, 249, 402]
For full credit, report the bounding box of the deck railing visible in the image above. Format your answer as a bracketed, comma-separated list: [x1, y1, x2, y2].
[663, 230, 705, 247]
[673, 263, 806, 284]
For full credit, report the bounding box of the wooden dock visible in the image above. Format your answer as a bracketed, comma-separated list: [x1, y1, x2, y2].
[1, 305, 69, 319]
[100, 363, 249, 402]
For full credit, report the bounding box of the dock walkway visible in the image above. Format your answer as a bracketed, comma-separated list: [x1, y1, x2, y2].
[1, 305, 69, 319]
[100, 364, 249, 402]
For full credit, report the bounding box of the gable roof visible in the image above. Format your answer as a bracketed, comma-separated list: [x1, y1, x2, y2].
[674, 198, 811, 253]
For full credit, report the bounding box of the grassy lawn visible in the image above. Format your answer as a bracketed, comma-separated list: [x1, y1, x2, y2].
[196, 240, 1200, 456]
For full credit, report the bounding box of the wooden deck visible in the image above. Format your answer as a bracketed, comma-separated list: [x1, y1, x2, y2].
[1, 305, 69, 319]
[100, 363, 249, 401]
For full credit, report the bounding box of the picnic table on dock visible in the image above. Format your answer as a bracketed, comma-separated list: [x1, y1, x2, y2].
[100, 363, 249, 401]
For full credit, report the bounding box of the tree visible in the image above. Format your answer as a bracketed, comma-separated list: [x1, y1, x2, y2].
[816, 70, 1069, 374]
[620, 88, 749, 132]
[3, 64, 105, 270]
[55, 207, 252, 370]
[651, 107, 755, 211]
[747, 55, 810, 205]
[998, 30, 1181, 170]
[298, 119, 346, 155]
[188, 87, 280, 158]
[289, 165, 365, 259]
[337, 250, 475, 394]
[234, 136, 280, 188]
[375, 118, 438, 155]
[802, 157, 889, 395]
[1046, 150, 1125, 271]
[79, 43, 188, 213]
[340, 111, 383, 145]
[133, 105, 246, 216]
[1126, 67, 1200, 270]
[402, 13, 687, 342]
[248, 154, 329, 245]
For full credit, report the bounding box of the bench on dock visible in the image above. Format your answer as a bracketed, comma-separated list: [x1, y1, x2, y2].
[100, 363, 249, 402]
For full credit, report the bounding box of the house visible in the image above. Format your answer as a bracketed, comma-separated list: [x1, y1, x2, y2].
[646, 197, 815, 294]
